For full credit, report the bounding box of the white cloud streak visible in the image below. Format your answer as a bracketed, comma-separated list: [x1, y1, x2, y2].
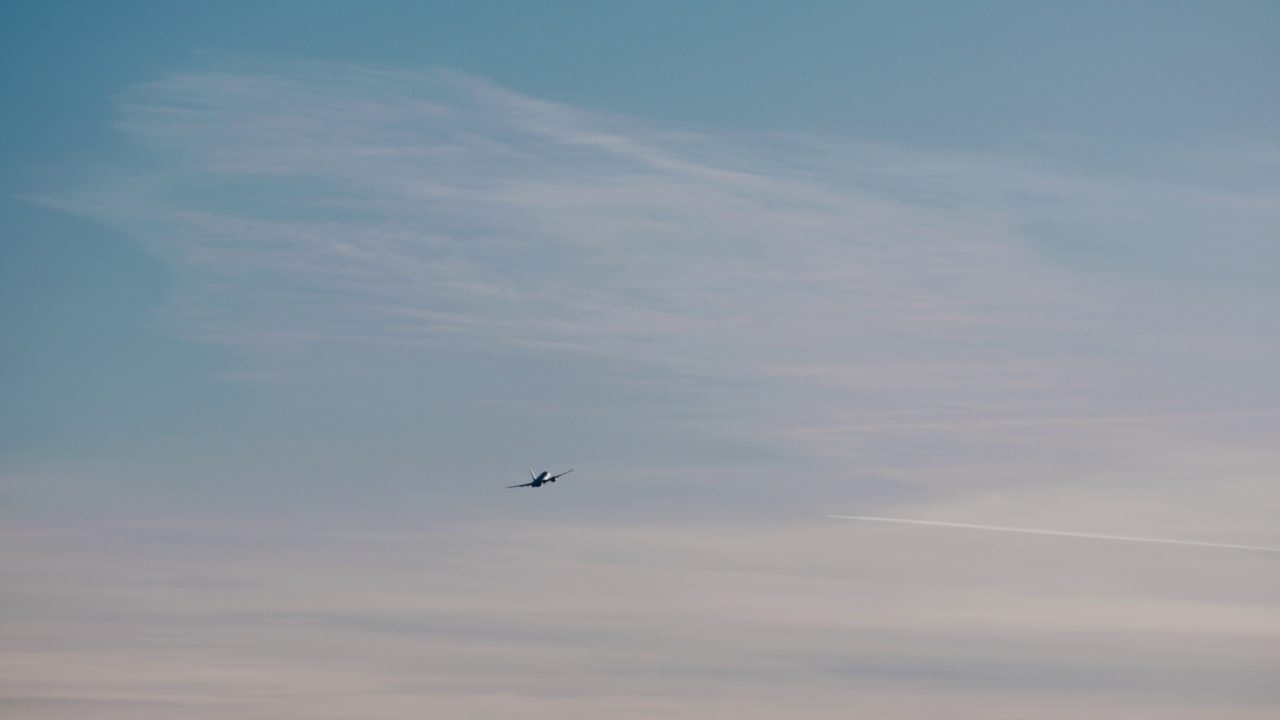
[828, 515, 1280, 553]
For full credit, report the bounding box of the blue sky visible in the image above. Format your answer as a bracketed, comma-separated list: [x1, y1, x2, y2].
[3, 2, 1279, 718]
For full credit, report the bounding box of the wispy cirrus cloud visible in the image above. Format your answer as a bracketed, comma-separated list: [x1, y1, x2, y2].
[66, 67, 1083, 362]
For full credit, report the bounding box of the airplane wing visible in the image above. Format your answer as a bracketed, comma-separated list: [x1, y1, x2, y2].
[506, 482, 535, 488]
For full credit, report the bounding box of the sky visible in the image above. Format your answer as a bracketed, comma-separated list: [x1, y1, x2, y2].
[2, 2, 1279, 717]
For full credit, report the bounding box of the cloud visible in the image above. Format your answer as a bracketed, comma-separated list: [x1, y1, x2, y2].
[24, 61, 1275, 518]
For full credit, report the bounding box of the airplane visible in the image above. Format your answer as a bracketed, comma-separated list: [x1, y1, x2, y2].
[507, 468, 573, 488]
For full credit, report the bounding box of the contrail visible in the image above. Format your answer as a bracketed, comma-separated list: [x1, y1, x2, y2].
[828, 515, 1280, 554]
